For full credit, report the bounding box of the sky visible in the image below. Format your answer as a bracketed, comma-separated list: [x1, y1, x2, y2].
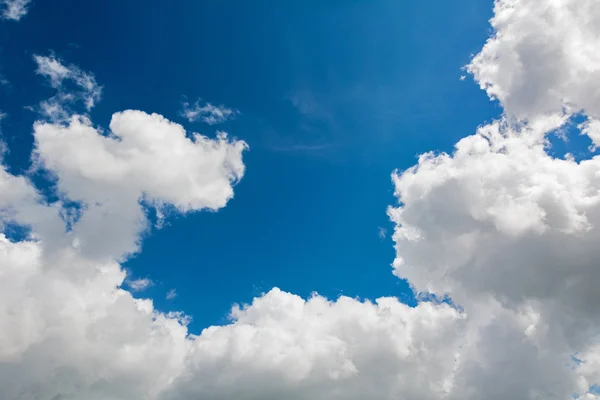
[1, 0, 600, 399]
[0, 0, 500, 329]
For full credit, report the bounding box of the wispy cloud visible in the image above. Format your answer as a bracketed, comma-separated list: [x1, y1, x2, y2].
[33, 54, 102, 121]
[0, 74, 9, 88]
[1, 0, 31, 21]
[166, 289, 177, 300]
[181, 98, 238, 125]
[127, 278, 154, 292]
[377, 226, 387, 240]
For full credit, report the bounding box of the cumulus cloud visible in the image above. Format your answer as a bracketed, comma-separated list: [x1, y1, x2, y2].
[385, 0, 600, 396]
[33, 54, 102, 121]
[164, 290, 465, 400]
[181, 98, 238, 125]
[467, 0, 600, 124]
[32, 111, 247, 259]
[1, 0, 31, 21]
[388, 117, 600, 394]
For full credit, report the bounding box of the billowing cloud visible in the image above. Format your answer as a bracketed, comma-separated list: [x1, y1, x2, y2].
[467, 0, 600, 124]
[164, 291, 465, 400]
[32, 111, 246, 259]
[181, 98, 238, 125]
[1, 0, 31, 21]
[386, 0, 600, 397]
[388, 117, 600, 397]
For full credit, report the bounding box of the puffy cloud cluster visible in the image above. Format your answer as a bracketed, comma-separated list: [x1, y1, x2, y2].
[0, 0, 31, 21]
[2, 0, 600, 399]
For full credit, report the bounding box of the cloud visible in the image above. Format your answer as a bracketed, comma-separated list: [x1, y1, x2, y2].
[32, 111, 247, 260]
[1, 0, 31, 21]
[33, 54, 102, 121]
[166, 289, 177, 300]
[164, 290, 465, 400]
[385, 0, 600, 396]
[388, 117, 600, 394]
[127, 277, 154, 292]
[2, 1, 600, 399]
[467, 0, 600, 124]
[377, 226, 387, 239]
[180, 99, 238, 125]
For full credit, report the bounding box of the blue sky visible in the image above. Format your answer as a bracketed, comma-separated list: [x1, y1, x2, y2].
[0, 0, 500, 329]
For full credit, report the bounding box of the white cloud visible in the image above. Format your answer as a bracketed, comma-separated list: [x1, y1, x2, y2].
[181, 99, 238, 125]
[1, 0, 31, 21]
[2, 1, 600, 399]
[377, 226, 387, 239]
[384, 1, 600, 396]
[32, 111, 247, 260]
[164, 290, 466, 400]
[33, 54, 102, 121]
[127, 277, 154, 292]
[166, 289, 177, 300]
[467, 0, 600, 124]
[388, 118, 600, 398]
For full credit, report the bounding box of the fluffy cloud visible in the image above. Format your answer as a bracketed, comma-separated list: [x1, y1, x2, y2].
[164, 290, 465, 400]
[181, 98, 239, 125]
[1, 0, 31, 21]
[386, 1, 600, 397]
[389, 118, 600, 397]
[467, 0, 600, 123]
[32, 111, 246, 259]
